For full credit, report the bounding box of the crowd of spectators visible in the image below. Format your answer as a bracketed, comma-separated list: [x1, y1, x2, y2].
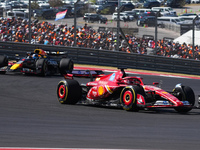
[0, 17, 200, 60]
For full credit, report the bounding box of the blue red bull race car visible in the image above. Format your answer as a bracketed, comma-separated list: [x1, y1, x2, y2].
[0, 49, 104, 77]
[0, 49, 74, 76]
[57, 67, 198, 113]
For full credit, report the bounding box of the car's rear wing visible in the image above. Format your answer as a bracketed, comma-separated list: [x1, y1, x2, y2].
[63, 70, 105, 81]
[44, 50, 68, 56]
[34, 49, 68, 57]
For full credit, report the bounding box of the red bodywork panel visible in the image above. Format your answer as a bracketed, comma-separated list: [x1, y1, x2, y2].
[86, 70, 144, 100]
[85, 70, 186, 108]
[143, 85, 184, 107]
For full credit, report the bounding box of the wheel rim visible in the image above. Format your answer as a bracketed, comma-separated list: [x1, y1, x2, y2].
[58, 85, 66, 99]
[123, 91, 133, 106]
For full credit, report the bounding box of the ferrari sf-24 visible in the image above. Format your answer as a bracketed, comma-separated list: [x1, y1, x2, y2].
[57, 68, 198, 113]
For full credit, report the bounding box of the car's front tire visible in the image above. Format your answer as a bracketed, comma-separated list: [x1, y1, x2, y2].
[173, 85, 195, 113]
[57, 79, 82, 104]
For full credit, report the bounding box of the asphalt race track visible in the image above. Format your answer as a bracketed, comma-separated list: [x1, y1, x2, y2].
[1, 71, 200, 150]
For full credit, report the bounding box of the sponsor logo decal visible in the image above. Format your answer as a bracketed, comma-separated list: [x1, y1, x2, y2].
[162, 92, 168, 94]
[98, 86, 104, 95]
[182, 101, 190, 105]
[109, 73, 115, 81]
[137, 94, 145, 105]
[105, 85, 113, 94]
[154, 100, 170, 105]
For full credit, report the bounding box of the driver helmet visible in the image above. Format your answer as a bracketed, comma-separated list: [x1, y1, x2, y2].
[32, 54, 38, 59]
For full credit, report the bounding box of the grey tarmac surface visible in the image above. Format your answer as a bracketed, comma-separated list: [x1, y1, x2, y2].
[1, 72, 200, 150]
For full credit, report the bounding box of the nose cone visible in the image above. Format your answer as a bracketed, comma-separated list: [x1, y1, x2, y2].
[10, 63, 22, 70]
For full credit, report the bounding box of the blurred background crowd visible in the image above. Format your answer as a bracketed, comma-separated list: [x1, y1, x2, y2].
[0, 0, 200, 60]
[0, 16, 200, 60]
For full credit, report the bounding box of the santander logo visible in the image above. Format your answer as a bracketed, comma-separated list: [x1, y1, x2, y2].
[137, 94, 145, 105]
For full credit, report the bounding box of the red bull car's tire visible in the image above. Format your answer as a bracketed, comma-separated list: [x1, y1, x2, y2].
[59, 58, 74, 75]
[0, 55, 8, 74]
[36, 58, 48, 76]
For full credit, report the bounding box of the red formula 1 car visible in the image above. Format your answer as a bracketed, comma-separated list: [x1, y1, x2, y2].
[57, 68, 196, 113]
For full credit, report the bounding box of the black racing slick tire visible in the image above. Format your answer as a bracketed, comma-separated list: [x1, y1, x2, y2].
[173, 85, 195, 113]
[57, 79, 82, 104]
[120, 85, 145, 111]
[36, 59, 48, 76]
[0, 55, 8, 74]
[0, 55, 8, 67]
[59, 58, 74, 75]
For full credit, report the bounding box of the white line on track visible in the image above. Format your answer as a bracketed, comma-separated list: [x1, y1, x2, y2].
[0, 148, 151, 150]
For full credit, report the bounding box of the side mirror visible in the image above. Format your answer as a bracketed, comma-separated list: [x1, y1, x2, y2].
[116, 77, 122, 81]
[153, 82, 159, 86]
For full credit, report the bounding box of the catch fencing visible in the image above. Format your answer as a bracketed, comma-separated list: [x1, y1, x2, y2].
[0, 41, 200, 75]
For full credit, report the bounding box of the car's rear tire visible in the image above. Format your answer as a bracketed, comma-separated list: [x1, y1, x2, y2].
[36, 58, 48, 76]
[57, 79, 82, 104]
[173, 85, 195, 113]
[59, 58, 74, 75]
[0, 55, 8, 67]
[120, 85, 145, 111]
[0, 55, 8, 74]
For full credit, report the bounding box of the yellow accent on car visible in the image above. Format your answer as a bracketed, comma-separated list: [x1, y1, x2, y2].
[58, 81, 68, 104]
[120, 86, 136, 111]
[34, 49, 42, 54]
[106, 85, 113, 94]
[162, 92, 168, 94]
[98, 86, 104, 95]
[10, 64, 21, 70]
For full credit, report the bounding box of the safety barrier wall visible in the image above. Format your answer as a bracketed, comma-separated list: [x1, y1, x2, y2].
[164, 23, 180, 33]
[0, 41, 200, 75]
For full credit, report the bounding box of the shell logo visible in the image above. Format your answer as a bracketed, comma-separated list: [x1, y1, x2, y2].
[98, 86, 104, 95]
[162, 92, 168, 94]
